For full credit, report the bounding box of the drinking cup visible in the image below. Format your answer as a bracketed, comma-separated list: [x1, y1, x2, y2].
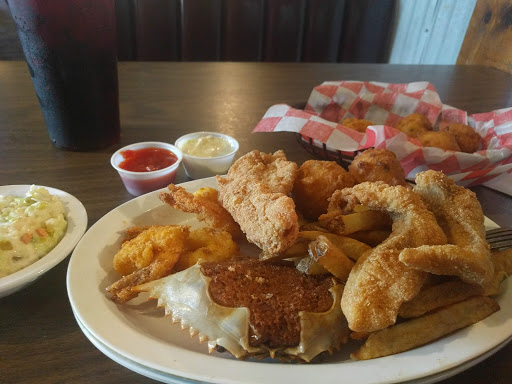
[7, 0, 120, 151]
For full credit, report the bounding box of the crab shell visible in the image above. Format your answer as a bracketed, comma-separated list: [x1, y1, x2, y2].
[135, 263, 350, 362]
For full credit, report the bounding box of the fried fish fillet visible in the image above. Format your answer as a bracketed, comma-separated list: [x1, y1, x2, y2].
[159, 185, 243, 239]
[400, 170, 494, 286]
[329, 182, 447, 332]
[217, 150, 299, 256]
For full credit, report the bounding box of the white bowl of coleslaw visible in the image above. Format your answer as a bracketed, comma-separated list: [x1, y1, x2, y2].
[0, 185, 87, 298]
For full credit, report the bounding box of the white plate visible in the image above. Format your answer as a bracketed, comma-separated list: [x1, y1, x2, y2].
[67, 178, 512, 384]
[0, 185, 88, 298]
[72, 310, 512, 384]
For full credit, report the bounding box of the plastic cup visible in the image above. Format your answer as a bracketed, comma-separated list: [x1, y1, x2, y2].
[111, 142, 183, 196]
[7, 0, 120, 151]
[175, 132, 239, 179]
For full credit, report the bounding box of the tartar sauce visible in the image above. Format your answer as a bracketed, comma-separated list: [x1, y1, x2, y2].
[178, 135, 233, 158]
[0, 186, 67, 277]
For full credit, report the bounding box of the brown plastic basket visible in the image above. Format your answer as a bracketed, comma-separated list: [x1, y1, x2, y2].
[295, 133, 364, 169]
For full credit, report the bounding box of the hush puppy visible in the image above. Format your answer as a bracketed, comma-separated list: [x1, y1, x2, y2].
[395, 113, 432, 138]
[418, 131, 461, 151]
[348, 148, 407, 186]
[342, 118, 375, 133]
[293, 160, 355, 220]
[441, 123, 481, 153]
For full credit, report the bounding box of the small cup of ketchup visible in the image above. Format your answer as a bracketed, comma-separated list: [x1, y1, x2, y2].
[110, 142, 183, 196]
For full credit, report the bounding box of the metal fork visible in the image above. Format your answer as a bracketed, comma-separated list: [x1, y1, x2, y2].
[486, 227, 512, 250]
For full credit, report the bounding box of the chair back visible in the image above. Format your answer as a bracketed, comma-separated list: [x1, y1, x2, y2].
[116, 0, 396, 62]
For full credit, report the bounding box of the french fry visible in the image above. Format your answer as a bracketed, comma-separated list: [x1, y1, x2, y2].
[279, 239, 310, 258]
[319, 209, 391, 235]
[296, 256, 329, 275]
[299, 231, 371, 261]
[352, 204, 371, 213]
[308, 235, 355, 282]
[352, 296, 500, 360]
[483, 248, 512, 296]
[398, 279, 483, 318]
[350, 331, 371, 340]
[347, 229, 391, 247]
[299, 222, 329, 232]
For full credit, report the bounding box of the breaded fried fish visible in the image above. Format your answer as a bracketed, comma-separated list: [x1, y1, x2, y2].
[400, 170, 494, 286]
[329, 182, 447, 332]
[217, 150, 299, 256]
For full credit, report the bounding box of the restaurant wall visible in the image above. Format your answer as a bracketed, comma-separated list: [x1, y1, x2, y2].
[388, 0, 477, 65]
[0, 0, 477, 64]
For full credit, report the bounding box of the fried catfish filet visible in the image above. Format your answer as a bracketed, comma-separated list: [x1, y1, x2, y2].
[400, 170, 494, 286]
[329, 182, 447, 332]
[217, 150, 299, 256]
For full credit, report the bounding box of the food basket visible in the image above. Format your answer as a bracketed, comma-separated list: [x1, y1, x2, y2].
[254, 81, 512, 187]
[294, 133, 360, 169]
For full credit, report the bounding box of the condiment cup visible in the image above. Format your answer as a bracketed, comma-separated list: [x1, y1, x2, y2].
[110, 141, 183, 196]
[175, 132, 239, 179]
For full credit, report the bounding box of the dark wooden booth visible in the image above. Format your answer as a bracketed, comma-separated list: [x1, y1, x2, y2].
[1, 0, 395, 63]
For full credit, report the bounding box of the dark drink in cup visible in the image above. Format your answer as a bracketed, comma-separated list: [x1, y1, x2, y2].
[7, 0, 120, 151]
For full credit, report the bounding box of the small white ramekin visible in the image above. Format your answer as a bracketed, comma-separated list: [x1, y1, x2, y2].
[111, 141, 183, 196]
[175, 132, 239, 179]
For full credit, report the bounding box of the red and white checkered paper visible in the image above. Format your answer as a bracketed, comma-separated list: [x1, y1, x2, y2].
[253, 81, 512, 187]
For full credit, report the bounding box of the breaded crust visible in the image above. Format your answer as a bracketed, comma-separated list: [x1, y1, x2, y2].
[217, 150, 299, 255]
[331, 182, 447, 332]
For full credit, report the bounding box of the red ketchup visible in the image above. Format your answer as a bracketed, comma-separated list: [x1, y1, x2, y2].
[119, 147, 177, 172]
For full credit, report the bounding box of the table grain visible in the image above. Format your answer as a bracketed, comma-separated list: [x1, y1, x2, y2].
[0, 62, 511, 384]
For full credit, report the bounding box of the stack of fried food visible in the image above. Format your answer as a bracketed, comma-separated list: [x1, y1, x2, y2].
[106, 148, 511, 362]
[342, 113, 482, 153]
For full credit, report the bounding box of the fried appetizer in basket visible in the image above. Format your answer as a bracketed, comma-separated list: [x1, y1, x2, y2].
[134, 257, 350, 362]
[400, 170, 494, 286]
[107, 225, 189, 303]
[341, 118, 374, 133]
[159, 185, 243, 239]
[441, 123, 481, 153]
[395, 113, 432, 138]
[292, 160, 355, 220]
[418, 131, 461, 151]
[326, 182, 447, 333]
[348, 148, 408, 186]
[217, 150, 299, 256]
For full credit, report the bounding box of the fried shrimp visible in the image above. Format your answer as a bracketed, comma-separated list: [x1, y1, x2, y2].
[159, 185, 243, 239]
[106, 225, 189, 303]
[400, 170, 494, 286]
[327, 182, 447, 332]
[173, 227, 239, 272]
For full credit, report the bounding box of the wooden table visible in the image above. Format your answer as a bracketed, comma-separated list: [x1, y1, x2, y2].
[0, 62, 511, 383]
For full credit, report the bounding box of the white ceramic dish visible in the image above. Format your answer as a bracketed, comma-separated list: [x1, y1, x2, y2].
[67, 178, 512, 384]
[72, 311, 512, 384]
[111, 141, 183, 196]
[175, 132, 239, 179]
[0, 185, 87, 298]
